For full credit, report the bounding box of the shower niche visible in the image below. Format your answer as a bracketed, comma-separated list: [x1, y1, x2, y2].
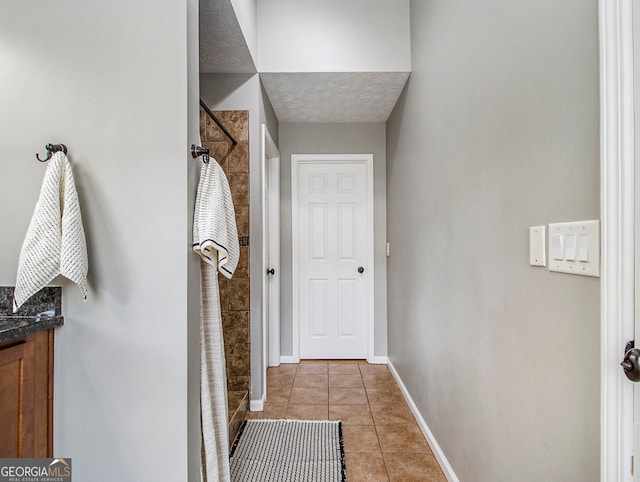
[199, 108, 250, 445]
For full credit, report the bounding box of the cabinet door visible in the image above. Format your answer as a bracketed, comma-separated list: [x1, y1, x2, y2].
[0, 340, 36, 457]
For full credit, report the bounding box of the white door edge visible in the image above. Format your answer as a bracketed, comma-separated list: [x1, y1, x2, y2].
[600, 0, 636, 480]
[291, 153, 375, 363]
[267, 137, 280, 368]
[261, 124, 281, 404]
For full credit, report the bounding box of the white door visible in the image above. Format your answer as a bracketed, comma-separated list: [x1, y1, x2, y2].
[261, 125, 280, 410]
[292, 155, 373, 359]
[262, 125, 280, 372]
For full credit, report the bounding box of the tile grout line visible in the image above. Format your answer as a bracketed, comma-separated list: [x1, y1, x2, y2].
[363, 364, 392, 481]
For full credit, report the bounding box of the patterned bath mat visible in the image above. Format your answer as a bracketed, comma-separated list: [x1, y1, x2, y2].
[230, 419, 346, 482]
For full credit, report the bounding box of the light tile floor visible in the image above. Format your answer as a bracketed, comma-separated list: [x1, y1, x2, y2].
[246, 360, 447, 482]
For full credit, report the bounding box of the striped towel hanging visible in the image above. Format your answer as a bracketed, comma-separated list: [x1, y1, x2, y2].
[192, 157, 239, 277]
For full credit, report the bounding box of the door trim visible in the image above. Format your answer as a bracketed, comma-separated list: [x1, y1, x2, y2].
[600, 0, 635, 479]
[291, 154, 375, 362]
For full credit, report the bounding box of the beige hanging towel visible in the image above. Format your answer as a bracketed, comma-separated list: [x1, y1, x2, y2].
[193, 156, 239, 482]
[13, 151, 88, 312]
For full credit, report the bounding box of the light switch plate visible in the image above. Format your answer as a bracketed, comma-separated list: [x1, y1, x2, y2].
[529, 226, 546, 266]
[548, 220, 600, 277]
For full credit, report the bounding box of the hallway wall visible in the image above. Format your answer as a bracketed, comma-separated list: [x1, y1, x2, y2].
[386, 1, 600, 480]
[0, 1, 201, 480]
[279, 123, 388, 360]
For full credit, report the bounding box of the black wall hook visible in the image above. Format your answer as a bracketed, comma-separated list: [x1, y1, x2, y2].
[36, 143, 67, 162]
[191, 144, 210, 164]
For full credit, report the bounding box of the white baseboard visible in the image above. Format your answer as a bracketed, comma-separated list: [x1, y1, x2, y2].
[279, 355, 386, 364]
[368, 355, 388, 365]
[387, 359, 459, 482]
[249, 396, 265, 412]
[280, 356, 299, 364]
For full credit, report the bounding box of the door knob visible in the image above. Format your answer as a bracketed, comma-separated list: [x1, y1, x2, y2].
[358, 267, 364, 274]
[621, 341, 640, 382]
[267, 268, 275, 275]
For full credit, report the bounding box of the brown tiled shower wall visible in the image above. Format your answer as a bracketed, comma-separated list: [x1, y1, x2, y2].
[199, 110, 250, 442]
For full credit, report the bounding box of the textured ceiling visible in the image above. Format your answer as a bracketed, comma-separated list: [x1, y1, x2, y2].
[200, 0, 256, 73]
[260, 72, 410, 123]
[199, 3, 410, 121]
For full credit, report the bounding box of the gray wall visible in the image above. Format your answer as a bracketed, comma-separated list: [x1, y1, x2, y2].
[386, 1, 600, 481]
[230, 0, 258, 65]
[200, 73, 279, 404]
[257, 0, 410, 73]
[279, 123, 388, 358]
[0, 1, 201, 480]
[260, 80, 279, 146]
[186, 0, 202, 478]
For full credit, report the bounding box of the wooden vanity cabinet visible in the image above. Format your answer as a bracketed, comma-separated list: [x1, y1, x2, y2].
[0, 329, 53, 458]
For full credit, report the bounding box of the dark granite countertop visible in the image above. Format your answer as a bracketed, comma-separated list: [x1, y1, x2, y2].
[0, 314, 64, 342]
[0, 287, 63, 343]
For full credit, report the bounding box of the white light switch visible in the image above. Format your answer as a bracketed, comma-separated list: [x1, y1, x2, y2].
[551, 234, 564, 260]
[578, 234, 589, 262]
[529, 226, 546, 267]
[565, 234, 576, 261]
[548, 220, 599, 277]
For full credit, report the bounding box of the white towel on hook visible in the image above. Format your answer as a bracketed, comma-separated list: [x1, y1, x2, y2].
[13, 151, 88, 312]
[193, 157, 239, 277]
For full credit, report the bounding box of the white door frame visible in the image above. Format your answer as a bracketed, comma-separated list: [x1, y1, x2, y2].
[291, 154, 375, 362]
[261, 124, 280, 405]
[600, 0, 636, 479]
